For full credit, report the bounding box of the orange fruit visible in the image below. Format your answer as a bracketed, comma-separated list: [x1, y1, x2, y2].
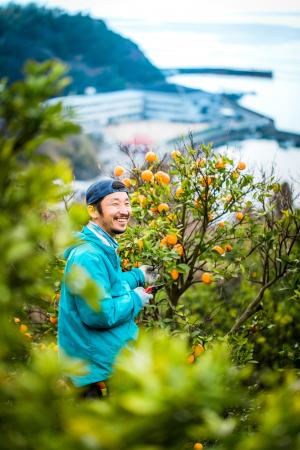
[114, 166, 125, 177]
[187, 354, 195, 364]
[141, 170, 154, 182]
[212, 245, 225, 255]
[49, 316, 58, 325]
[194, 443, 204, 450]
[224, 244, 233, 252]
[19, 324, 28, 333]
[171, 150, 181, 159]
[173, 243, 184, 256]
[145, 151, 158, 163]
[170, 269, 179, 280]
[155, 171, 170, 184]
[237, 161, 246, 170]
[150, 206, 158, 214]
[201, 273, 213, 284]
[175, 187, 184, 197]
[236, 212, 244, 221]
[218, 221, 225, 228]
[193, 344, 205, 356]
[208, 213, 213, 222]
[215, 159, 226, 169]
[122, 178, 132, 188]
[14, 317, 21, 324]
[158, 203, 169, 213]
[166, 234, 178, 245]
[134, 261, 141, 268]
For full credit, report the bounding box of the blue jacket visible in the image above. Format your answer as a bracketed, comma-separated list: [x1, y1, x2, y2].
[58, 224, 145, 387]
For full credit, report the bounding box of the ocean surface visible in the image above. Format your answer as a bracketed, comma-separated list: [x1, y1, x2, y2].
[108, 15, 300, 194]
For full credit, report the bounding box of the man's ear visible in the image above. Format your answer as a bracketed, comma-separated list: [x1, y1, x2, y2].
[87, 205, 99, 219]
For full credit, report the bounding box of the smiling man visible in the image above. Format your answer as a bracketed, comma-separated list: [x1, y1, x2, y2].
[58, 179, 156, 398]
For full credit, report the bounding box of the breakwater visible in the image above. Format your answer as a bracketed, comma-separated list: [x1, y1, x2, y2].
[162, 67, 273, 78]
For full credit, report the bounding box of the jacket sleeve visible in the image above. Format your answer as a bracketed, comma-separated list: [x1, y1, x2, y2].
[71, 253, 143, 329]
[120, 268, 145, 289]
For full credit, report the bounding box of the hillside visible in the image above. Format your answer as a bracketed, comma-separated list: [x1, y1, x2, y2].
[0, 2, 165, 93]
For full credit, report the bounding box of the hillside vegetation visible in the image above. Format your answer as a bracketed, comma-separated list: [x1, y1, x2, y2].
[0, 2, 164, 93]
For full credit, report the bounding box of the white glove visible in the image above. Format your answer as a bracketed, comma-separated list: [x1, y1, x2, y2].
[134, 287, 153, 307]
[139, 265, 159, 285]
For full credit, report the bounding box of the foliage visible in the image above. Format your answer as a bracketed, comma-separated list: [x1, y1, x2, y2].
[1, 61, 299, 450]
[116, 145, 300, 335]
[0, 2, 164, 93]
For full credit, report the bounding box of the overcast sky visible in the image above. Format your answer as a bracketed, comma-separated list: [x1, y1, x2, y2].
[1, 0, 300, 22]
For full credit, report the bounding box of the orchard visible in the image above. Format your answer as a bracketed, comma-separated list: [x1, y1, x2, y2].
[0, 61, 300, 450]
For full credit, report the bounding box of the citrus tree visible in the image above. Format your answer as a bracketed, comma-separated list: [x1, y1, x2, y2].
[115, 144, 300, 336]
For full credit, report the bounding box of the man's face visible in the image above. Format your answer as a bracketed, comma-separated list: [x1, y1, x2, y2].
[96, 192, 131, 236]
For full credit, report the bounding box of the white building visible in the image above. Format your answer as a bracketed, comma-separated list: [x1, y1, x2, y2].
[49, 89, 221, 135]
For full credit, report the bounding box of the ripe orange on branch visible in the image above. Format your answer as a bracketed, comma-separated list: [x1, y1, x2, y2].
[122, 178, 132, 188]
[224, 244, 233, 252]
[237, 161, 246, 170]
[212, 245, 225, 255]
[155, 171, 170, 184]
[194, 443, 204, 450]
[158, 203, 170, 213]
[145, 151, 158, 163]
[114, 166, 125, 177]
[165, 233, 178, 245]
[170, 269, 179, 280]
[201, 272, 213, 284]
[193, 344, 205, 356]
[19, 324, 28, 333]
[215, 159, 226, 169]
[236, 212, 244, 221]
[141, 170, 154, 182]
[187, 354, 195, 364]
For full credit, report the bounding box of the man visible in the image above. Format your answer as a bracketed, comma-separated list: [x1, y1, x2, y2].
[58, 179, 156, 398]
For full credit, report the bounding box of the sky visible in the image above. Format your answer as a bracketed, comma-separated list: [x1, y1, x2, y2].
[1, 0, 300, 23]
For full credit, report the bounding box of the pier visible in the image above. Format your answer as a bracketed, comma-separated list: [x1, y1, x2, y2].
[162, 67, 273, 78]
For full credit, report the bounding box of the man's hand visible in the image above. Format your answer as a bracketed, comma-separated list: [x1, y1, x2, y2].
[139, 265, 159, 285]
[134, 287, 153, 306]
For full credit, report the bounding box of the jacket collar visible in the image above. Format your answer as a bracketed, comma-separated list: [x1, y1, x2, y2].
[86, 221, 119, 250]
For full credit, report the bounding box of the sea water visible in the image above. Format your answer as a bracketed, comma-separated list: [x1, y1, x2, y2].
[108, 15, 300, 192]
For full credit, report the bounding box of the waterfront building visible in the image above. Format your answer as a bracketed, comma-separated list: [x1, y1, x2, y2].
[49, 88, 222, 136]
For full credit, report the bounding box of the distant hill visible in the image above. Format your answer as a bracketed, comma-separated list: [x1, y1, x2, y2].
[0, 2, 165, 94]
